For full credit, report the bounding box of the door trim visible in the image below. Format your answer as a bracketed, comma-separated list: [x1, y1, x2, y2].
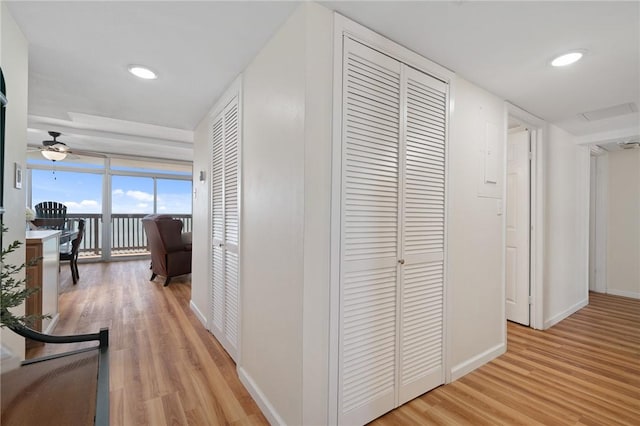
[505, 102, 546, 330]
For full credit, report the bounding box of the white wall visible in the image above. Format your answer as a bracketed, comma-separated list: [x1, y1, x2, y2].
[240, 5, 307, 425]
[189, 4, 333, 424]
[300, 4, 333, 425]
[189, 115, 210, 325]
[0, 2, 29, 361]
[606, 148, 640, 298]
[543, 124, 590, 328]
[447, 77, 507, 379]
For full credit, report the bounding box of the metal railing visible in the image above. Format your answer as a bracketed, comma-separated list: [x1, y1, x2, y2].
[66, 213, 192, 258]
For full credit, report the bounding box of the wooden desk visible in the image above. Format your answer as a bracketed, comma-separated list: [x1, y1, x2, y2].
[25, 231, 60, 349]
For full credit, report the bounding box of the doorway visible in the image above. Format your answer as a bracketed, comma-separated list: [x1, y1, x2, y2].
[589, 147, 608, 294]
[505, 125, 531, 326]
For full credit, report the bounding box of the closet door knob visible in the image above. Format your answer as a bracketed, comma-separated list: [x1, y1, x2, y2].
[398, 259, 405, 265]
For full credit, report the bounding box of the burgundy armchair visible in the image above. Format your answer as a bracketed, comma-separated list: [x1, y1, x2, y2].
[142, 215, 192, 286]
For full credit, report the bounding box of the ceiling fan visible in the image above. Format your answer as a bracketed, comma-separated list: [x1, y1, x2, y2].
[37, 131, 73, 161]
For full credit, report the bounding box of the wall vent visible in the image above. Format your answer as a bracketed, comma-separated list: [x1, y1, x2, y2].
[579, 103, 637, 121]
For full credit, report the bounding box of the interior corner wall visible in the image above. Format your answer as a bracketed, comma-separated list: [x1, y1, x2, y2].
[448, 77, 506, 380]
[606, 148, 640, 299]
[1, 3, 29, 361]
[189, 115, 210, 325]
[239, 5, 307, 425]
[543, 124, 590, 328]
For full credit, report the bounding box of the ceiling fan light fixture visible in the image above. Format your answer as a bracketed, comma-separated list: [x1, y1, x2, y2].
[128, 65, 158, 80]
[41, 150, 67, 161]
[551, 51, 584, 67]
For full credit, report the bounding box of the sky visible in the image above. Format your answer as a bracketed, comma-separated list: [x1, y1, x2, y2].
[31, 169, 192, 215]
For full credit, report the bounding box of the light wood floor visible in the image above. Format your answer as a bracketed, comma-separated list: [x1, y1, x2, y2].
[29, 261, 639, 425]
[372, 292, 640, 425]
[27, 260, 268, 425]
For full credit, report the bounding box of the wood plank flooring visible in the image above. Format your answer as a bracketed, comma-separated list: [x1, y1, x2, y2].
[27, 260, 268, 426]
[27, 262, 639, 425]
[372, 292, 640, 425]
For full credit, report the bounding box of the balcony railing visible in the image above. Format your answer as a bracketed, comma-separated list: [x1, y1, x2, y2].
[66, 213, 193, 258]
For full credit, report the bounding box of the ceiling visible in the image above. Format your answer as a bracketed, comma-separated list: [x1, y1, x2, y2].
[7, 1, 639, 160]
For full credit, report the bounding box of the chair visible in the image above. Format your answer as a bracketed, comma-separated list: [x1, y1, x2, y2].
[34, 201, 67, 230]
[60, 219, 85, 285]
[142, 215, 192, 286]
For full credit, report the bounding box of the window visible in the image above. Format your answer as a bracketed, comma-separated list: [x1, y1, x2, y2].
[27, 153, 192, 260]
[111, 176, 154, 214]
[31, 169, 102, 213]
[157, 179, 192, 214]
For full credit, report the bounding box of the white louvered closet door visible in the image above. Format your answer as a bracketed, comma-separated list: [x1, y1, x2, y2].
[398, 67, 446, 405]
[339, 38, 447, 425]
[210, 96, 240, 362]
[339, 38, 402, 425]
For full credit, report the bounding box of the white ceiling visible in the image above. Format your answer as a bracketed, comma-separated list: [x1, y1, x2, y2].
[7, 1, 640, 160]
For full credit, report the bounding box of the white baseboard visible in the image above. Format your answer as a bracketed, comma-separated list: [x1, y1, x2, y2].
[450, 342, 506, 382]
[189, 300, 207, 327]
[606, 289, 640, 300]
[43, 313, 60, 334]
[544, 298, 589, 329]
[238, 366, 285, 426]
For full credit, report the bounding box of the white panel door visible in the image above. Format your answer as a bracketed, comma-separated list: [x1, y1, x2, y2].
[505, 130, 530, 325]
[398, 67, 446, 404]
[210, 96, 240, 361]
[339, 38, 402, 426]
[589, 155, 597, 291]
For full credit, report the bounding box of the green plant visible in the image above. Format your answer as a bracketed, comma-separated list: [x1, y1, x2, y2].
[0, 225, 49, 329]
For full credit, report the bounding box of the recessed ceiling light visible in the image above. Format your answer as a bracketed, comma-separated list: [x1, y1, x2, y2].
[551, 51, 584, 67]
[128, 65, 158, 80]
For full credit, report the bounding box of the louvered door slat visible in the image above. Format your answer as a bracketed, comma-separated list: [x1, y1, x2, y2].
[224, 103, 239, 247]
[212, 118, 224, 243]
[399, 67, 446, 405]
[209, 95, 240, 363]
[212, 245, 225, 331]
[339, 38, 401, 425]
[224, 251, 238, 346]
[211, 115, 225, 333]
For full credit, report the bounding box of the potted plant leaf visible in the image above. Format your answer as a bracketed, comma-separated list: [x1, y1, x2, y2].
[0, 225, 49, 329]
